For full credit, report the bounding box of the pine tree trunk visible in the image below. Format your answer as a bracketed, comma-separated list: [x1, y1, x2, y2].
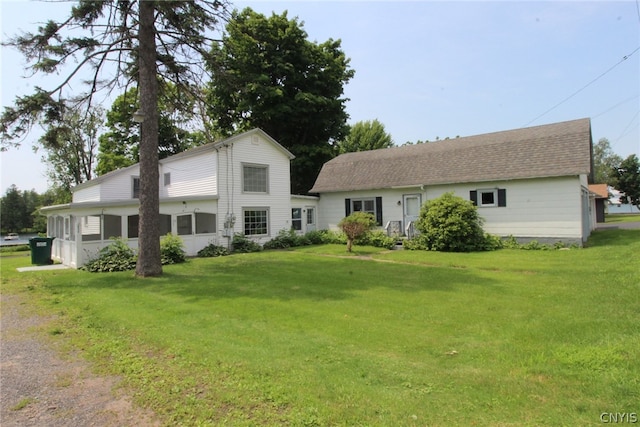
[135, 0, 162, 277]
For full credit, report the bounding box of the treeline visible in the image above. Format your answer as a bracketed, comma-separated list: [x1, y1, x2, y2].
[0, 185, 69, 233]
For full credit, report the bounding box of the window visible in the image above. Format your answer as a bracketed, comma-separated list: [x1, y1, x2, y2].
[292, 208, 302, 231]
[159, 214, 172, 236]
[81, 215, 101, 241]
[132, 176, 140, 198]
[69, 215, 76, 241]
[306, 208, 315, 225]
[177, 214, 192, 235]
[195, 213, 216, 234]
[128, 215, 139, 238]
[164, 173, 171, 186]
[470, 189, 507, 207]
[345, 197, 383, 226]
[244, 208, 269, 236]
[103, 215, 122, 239]
[243, 164, 268, 193]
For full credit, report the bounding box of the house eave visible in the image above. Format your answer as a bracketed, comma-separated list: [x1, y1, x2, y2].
[41, 195, 219, 214]
[310, 173, 589, 194]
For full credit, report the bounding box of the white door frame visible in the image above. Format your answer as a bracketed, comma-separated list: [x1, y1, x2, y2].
[403, 193, 422, 235]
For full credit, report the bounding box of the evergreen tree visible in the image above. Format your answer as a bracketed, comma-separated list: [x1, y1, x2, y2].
[1, 1, 229, 276]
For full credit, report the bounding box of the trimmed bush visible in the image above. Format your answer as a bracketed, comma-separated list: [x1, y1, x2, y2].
[354, 230, 397, 249]
[413, 192, 494, 252]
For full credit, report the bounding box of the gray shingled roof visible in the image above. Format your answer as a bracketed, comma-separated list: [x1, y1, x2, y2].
[310, 118, 593, 193]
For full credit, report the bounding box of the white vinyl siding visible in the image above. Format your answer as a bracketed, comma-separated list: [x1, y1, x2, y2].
[90, 165, 141, 201]
[73, 184, 101, 203]
[161, 150, 217, 198]
[217, 132, 292, 241]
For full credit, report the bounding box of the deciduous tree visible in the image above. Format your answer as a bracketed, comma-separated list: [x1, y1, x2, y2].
[206, 8, 354, 194]
[97, 86, 205, 176]
[612, 154, 640, 209]
[337, 119, 394, 154]
[41, 105, 102, 195]
[593, 138, 623, 184]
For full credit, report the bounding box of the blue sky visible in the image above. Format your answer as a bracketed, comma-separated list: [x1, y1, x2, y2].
[2, 0, 639, 194]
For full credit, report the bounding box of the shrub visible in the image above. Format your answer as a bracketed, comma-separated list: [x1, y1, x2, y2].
[160, 233, 186, 264]
[339, 212, 377, 252]
[414, 192, 493, 252]
[231, 233, 262, 253]
[197, 243, 229, 258]
[355, 230, 397, 249]
[264, 229, 311, 250]
[82, 237, 137, 272]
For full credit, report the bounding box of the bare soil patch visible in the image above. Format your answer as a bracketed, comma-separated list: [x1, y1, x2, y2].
[1, 293, 160, 427]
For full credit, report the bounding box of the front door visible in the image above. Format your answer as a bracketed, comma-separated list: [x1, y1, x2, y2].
[305, 207, 316, 232]
[403, 194, 422, 235]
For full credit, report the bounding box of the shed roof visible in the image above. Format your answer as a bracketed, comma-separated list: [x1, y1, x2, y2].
[310, 118, 593, 193]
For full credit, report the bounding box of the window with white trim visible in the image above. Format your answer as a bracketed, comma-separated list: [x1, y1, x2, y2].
[243, 164, 269, 193]
[292, 208, 302, 231]
[352, 198, 375, 215]
[244, 208, 269, 236]
[177, 214, 192, 235]
[195, 213, 216, 234]
[470, 189, 507, 207]
[164, 172, 171, 186]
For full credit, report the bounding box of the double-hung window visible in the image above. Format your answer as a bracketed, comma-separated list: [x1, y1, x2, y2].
[345, 197, 383, 226]
[243, 164, 269, 193]
[292, 208, 302, 231]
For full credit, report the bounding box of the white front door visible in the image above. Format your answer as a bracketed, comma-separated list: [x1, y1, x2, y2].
[403, 194, 422, 233]
[305, 207, 316, 232]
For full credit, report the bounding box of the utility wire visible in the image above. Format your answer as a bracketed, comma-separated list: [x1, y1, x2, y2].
[524, 46, 640, 127]
[593, 94, 640, 119]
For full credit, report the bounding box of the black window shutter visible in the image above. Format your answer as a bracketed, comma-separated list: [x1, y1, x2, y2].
[470, 190, 478, 206]
[498, 189, 507, 207]
[375, 197, 383, 226]
[345, 198, 351, 217]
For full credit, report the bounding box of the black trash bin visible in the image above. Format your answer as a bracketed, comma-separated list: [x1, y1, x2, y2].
[29, 237, 54, 265]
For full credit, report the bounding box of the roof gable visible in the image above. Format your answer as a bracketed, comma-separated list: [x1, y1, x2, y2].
[310, 118, 593, 193]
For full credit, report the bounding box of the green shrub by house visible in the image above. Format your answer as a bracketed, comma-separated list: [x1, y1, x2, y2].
[411, 192, 499, 252]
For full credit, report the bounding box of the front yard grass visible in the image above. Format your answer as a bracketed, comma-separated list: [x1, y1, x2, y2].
[605, 213, 640, 223]
[1, 229, 638, 426]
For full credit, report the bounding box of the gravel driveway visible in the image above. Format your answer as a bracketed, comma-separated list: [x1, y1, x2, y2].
[0, 293, 160, 427]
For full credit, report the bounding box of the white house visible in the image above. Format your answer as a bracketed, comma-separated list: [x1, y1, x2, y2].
[42, 129, 318, 268]
[42, 119, 597, 268]
[309, 118, 595, 245]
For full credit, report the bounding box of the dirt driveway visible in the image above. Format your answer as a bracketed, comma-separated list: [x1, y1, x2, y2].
[0, 293, 160, 427]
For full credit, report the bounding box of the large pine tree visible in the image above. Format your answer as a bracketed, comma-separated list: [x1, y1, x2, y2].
[1, 1, 229, 276]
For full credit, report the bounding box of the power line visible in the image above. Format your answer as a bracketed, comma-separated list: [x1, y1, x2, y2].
[593, 94, 640, 119]
[524, 46, 640, 127]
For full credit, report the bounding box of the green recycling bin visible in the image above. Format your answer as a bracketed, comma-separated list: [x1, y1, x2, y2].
[29, 237, 55, 265]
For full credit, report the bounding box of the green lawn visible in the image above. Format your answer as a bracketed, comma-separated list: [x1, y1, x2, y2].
[605, 213, 640, 223]
[1, 229, 639, 426]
